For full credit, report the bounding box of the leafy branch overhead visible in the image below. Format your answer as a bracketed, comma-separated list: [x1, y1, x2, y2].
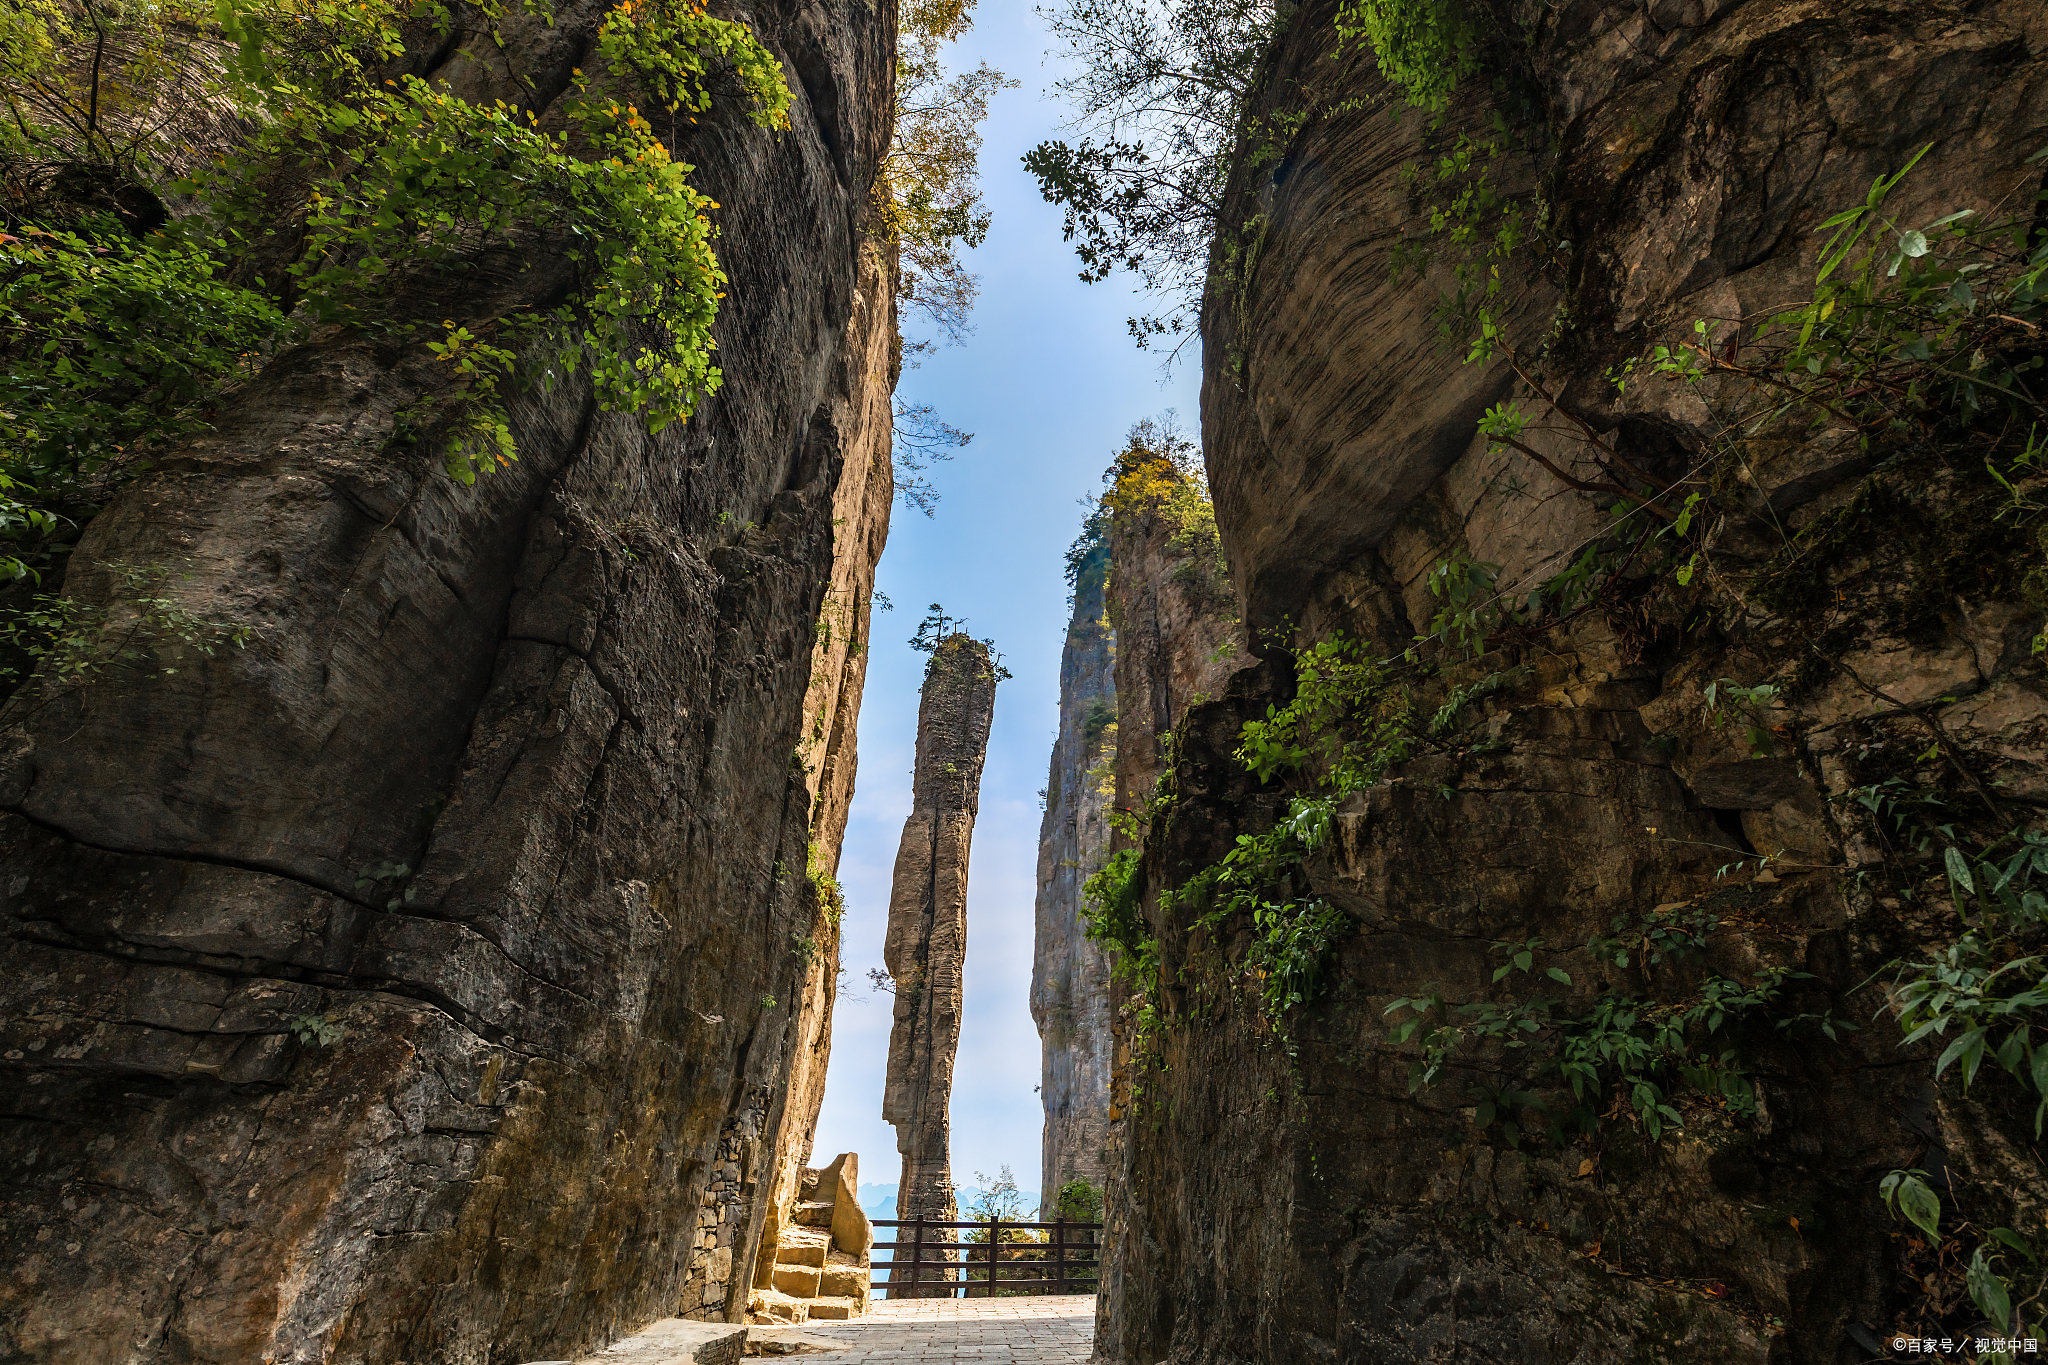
[1025, 0, 1280, 340]
[882, 0, 1015, 348]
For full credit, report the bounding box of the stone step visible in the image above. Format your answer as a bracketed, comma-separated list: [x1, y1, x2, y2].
[513, 1317, 746, 1365]
[790, 1200, 835, 1228]
[769, 1262, 820, 1297]
[802, 1296, 865, 1321]
[745, 1289, 810, 1326]
[816, 1262, 868, 1299]
[773, 1226, 829, 1267]
[743, 1326, 852, 1357]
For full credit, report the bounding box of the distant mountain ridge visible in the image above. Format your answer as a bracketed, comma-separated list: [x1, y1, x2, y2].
[857, 1181, 1039, 1222]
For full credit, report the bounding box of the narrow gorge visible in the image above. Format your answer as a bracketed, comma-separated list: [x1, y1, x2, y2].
[8, 0, 2048, 1352]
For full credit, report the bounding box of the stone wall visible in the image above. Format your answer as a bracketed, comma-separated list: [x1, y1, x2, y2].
[1096, 0, 2048, 1359]
[0, 0, 897, 1355]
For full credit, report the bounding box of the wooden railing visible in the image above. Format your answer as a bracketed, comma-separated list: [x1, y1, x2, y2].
[871, 1218, 1102, 1297]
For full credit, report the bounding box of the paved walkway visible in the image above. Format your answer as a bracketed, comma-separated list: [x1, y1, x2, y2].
[776, 1296, 1096, 1362]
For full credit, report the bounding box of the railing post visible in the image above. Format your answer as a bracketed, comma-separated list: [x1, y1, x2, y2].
[1054, 1217, 1067, 1295]
[986, 1216, 999, 1298]
[908, 1218, 923, 1298]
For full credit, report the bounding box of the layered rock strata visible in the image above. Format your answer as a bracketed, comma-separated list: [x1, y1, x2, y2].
[1031, 527, 1118, 1217]
[0, 0, 896, 1357]
[881, 633, 998, 1294]
[1096, 0, 2048, 1359]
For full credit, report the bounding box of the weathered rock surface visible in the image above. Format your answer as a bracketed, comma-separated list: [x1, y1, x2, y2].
[0, 0, 896, 1357]
[1097, 0, 2048, 1360]
[881, 633, 997, 1291]
[1105, 483, 1248, 814]
[1031, 525, 1118, 1215]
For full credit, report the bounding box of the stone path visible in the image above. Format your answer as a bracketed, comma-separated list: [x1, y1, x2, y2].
[772, 1296, 1096, 1362]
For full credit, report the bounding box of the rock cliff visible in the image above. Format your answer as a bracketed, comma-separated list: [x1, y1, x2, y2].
[1031, 522, 1118, 1216]
[881, 631, 998, 1291]
[1096, 0, 2048, 1359]
[0, 0, 896, 1357]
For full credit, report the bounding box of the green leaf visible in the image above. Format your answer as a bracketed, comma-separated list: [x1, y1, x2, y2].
[1936, 1026, 1988, 1084]
[1990, 1227, 2039, 1265]
[1947, 845, 1977, 895]
[1968, 1245, 2014, 1333]
[1897, 1173, 1943, 1240]
[1546, 966, 1572, 985]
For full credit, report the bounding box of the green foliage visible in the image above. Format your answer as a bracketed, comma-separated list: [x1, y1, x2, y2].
[0, 225, 287, 572]
[1082, 696, 1116, 748]
[1081, 846, 1153, 988]
[1386, 961, 1803, 1143]
[907, 602, 1011, 678]
[598, 0, 791, 128]
[1243, 894, 1349, 1021]
[1063, 499, 1113, 596]
[1890, 824, 2048, 1134]
[1024, 0, 1281, 335]
[289, 1013, 345, 1047]
[1779, 143, 2045, 432]
[1053, 1177, 1104, 1222]
[883, 0, 1013, 345]
[1236, 633, 1413, 787]
[960, 1164, 1029, 1222]
[1333, 0, 1477, 111]
[0, 0, 791, 553]
[1882, 1168, 1946, 1241]
[0, 561, 255, 693]
[1097, 414, 1232, 601]
[807, 841, 846, 925]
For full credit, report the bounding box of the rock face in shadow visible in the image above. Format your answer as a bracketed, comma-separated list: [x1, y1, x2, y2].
[1031, 527, 1118, 1216]
[0, 0, 895, 1356]
[881, 633, 997, 1291]
[1096, 0, 2048, 1360]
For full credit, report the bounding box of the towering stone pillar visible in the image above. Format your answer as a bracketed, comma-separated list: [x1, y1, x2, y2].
[881, 632, 997, 1294]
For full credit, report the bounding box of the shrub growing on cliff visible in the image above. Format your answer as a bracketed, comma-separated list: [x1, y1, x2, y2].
[0, 0, 790, 567]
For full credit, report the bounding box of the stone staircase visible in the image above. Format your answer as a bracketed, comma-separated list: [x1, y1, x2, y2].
[746, 1153, 871, 1326]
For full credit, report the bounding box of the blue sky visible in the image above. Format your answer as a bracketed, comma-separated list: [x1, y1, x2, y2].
[806, 0, 1201, 1200]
